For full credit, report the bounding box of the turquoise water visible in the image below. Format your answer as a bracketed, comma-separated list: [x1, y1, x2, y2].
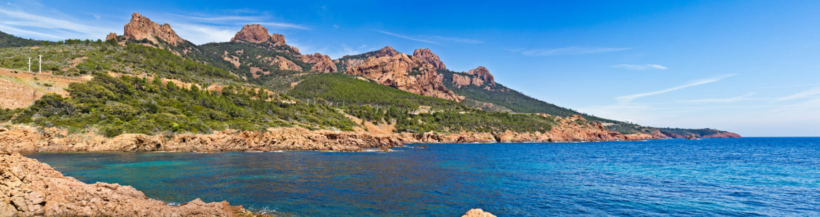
[26, 138, 820, 216]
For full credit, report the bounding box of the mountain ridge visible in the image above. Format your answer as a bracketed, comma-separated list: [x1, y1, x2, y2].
[0, 12, 740, 139]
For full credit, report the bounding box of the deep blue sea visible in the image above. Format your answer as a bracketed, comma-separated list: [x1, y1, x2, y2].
[25, 138, 820, 216]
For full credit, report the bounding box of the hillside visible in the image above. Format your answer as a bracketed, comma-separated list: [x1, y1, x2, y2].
[0, 30, 44, 48]
[289, 73, 460, 109]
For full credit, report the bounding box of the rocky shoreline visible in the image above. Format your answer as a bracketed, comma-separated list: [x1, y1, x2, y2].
[0, 120, 657, 154]
[0, 119, 647, 216]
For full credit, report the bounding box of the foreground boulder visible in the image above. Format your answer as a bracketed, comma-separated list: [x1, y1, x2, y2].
[462, 209, 496, 217]
[0, 153, 259, 217]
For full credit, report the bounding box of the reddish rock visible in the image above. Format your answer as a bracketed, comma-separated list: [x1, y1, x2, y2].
[702, 132, 742, 138]
[377, 46, 400, 57]
[105, 33, 117, 42]
[270, 33, 286, 45]
[230, 24, 271, 43]
[467, 66, 495, 86]
[123, 13, 185, 46]
[344, 53, 462, 102]
[0, 153, 257, 216]
[452, 74, 472, 87]
[413, 48, 447, 70]
[262, 56, 302, 71]
[301, 53, 338, 73]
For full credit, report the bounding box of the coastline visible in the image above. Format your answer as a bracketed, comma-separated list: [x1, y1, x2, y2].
[1, 121, 659, 154]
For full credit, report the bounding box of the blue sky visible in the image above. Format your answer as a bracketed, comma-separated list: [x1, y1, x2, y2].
[2, 0, 819, 136]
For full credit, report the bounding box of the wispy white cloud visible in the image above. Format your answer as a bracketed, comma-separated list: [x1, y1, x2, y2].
[518, 46, 632, 56]
[612, 64, 668, 70]
[0, 23, 61, 39]
[373, 30, 483, 45]
[774, 86, 820, 102]
[256, 22, 310, 30]
[429, 36, 484, 44]
[678, 92, 762, 103]
[374, 30, 437, 44]
[0, 7, 111, 39]
[171, 23, 236, 45]
[616, 74, 737, 103]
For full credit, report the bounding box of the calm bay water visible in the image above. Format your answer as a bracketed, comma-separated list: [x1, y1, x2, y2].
[26, 138, 820, 216]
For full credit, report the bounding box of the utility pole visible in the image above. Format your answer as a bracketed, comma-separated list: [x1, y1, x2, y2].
[39, 55, 41, 73]
[28, 58, 31, 72]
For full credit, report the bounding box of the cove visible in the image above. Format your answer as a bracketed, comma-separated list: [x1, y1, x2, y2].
[26, 138, 820, 216]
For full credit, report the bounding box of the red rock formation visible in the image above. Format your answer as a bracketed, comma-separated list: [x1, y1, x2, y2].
[413, 48, 446, 70]
[123, 13, 185, 46]
[230, 24, 271, 43]
[301, 53, 338, 73]
[377, 46, 400, 57]
[264, 56, 303, 71]
[452, 74, 472, 87]
[270, 33, 286, 45]
[345, 53, 462, 101]
[467, 66, 495, 86]
[0, 153, 258, 216]
[105, 33, 117, 42]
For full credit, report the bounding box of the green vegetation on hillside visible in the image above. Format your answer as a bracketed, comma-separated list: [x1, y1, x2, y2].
[0, 108, 21, 122]
[193, 42, 308, 79]
[11, 73, 355, 137]
[334, 50, 379, 72]
[289, 73, 461, 109]
[439, 69, 584, 116]
[0, 31, 44, 48]
[343, 104, 556, 133]
[0, 42, 238, 85]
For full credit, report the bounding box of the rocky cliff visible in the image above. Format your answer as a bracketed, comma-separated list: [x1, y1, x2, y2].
[344, 52, 462, 101]
[123, 13, 185, 46]
[450, 66, 496, 89]
[413, 48, 447, 70]
[230, 24, 272, 43]
[467, 66, 495, 85]
[301, 53, 338, 73]
[0, 153, 260, 216]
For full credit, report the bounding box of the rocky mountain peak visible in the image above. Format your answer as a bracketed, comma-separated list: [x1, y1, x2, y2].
[413, 48, 446, 70]
[270, 33, 286, 45]
[377, 46, 400, 57]
[230, 24, 271, 43]
[123, 13, 185, 46]
[467, 66, 495, 85]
